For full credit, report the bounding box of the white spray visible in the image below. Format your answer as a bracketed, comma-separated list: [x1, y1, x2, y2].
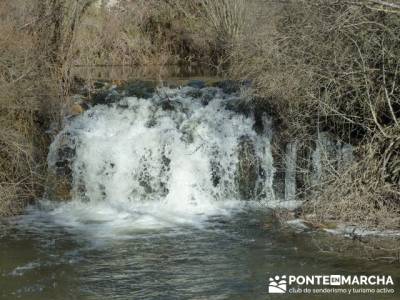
[47, 86, 275, 234]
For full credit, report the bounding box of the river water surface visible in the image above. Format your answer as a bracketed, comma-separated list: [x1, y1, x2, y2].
[1, 206, 399, 300]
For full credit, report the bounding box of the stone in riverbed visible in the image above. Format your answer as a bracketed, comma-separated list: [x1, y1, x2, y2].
[70, 103, 84, 116]
[186, 80, 206, 89]
[117, 80, 156, 99]
[51, 177, 72, 200]
[236, 135, 259, 200]
[213, 80, 251, 94]
[47, 132, 77, 201]
[91, 89, 122, 105]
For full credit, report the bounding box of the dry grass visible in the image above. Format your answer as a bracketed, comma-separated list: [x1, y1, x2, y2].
[231, 0, 400, 136]
[0, 0, 83, 216]
[73, 1, 212, 66]
[0, 2, 39, 215]
[72, 0, 254, 68]
[228, 0, 400, 229]
[305, 141, 400, 229]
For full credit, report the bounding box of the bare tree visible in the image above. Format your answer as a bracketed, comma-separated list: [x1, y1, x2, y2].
[35, 0, 96, 69]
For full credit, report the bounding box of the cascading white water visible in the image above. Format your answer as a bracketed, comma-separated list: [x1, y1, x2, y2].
[47, 86, 276, 234]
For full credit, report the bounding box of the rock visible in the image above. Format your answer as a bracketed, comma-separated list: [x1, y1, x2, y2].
[91, 90, 109, 105]
[160, 98, 183, 112]
[70, 103, 84, 116]
[91, 89, 122, 106]
[186, 80, 205, 89]
[200, 88, 217, 106]
[225, 97, 252, 116]
[209, 146, 222, 187]
[236, 135, 259, 200]
[93, 80, 109, 89]
[52, 177, 72, 200]
[161, 100, 175, 111]
[186, 89, 203, 99]
[106, 90, 122, 104]
[213, 80, 239, 93]
[47, 131, 77, 201]
[117, 80, 156, 99]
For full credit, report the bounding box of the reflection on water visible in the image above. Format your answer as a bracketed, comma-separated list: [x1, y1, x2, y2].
[1, 208, 399, 300]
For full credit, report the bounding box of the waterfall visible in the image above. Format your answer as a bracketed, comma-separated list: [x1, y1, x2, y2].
[284, 141, 297, 203]
[311, 132, 354, 185]
[47, 85, 277, 231]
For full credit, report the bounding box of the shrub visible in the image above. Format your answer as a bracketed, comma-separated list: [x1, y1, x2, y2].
[0, 1, 45, 215]
[0, 0, 91, 215]
[73, 1, 212, 66]
[229, 0, 400, 228]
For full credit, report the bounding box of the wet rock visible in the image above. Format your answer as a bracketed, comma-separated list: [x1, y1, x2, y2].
[225, 97, 252, 116]
[213, 80, 251, 94]
[67, 94, 91, 117]
[91, 90, 122, 106]
[236, 135, 259, 200]
[145, 118, 157, 128]
[200, 88, 217, 106]
[187, 80, 205, 89]
[159, 150, 171, 197]
[117, 80, 156, 99]
[53, 134, 75, 176]
[51, 176, 72, 201]
[91, 90, 109, 105]
[180, 121, 198, 144]
[138, 172, 153, 194]
[213, 80, 239, 94]
[210, 148, 222, 187]
[47, 132, 77, 201]
[69, 103, 85, 116]
[160, 98, 183, 112]
[186, 89, 203, 99]
[93, 80, 110, 89]
[107, 90, 122, 103]
[161, 100, 175, 111]
[46, 166, 73, 201]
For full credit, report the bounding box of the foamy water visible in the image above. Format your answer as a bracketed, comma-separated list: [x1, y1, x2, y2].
[46, 86, 275, 235]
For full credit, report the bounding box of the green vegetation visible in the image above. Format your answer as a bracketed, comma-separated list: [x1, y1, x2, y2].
[0, 0, 399, 230]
